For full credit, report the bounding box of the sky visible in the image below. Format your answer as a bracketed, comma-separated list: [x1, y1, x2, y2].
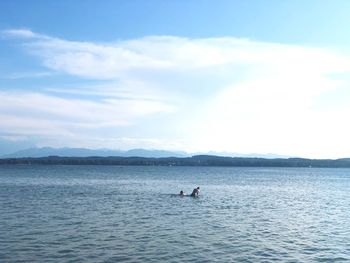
[1, 0, 350, 158]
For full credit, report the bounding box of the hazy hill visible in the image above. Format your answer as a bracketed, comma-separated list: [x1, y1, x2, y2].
[198, 151, 290, 159]
[1, 147, 291, 159]
[1, 147, 188, 158]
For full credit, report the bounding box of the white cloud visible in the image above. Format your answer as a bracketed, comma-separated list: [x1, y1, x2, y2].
[3, 29, 350, 157]
[189, 75, 350, 157]
[6, 30, 349, 81]
[3, 29, 41, 38]
[0, 91, 174, 143]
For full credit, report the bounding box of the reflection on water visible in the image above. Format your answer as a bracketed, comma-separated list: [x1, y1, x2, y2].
[0, 165, 350, 262]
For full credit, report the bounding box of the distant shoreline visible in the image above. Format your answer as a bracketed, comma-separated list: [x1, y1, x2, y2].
[1, 155, 350, 168]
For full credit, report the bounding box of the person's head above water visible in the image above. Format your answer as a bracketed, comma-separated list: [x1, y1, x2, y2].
[180, 190, 184, 195]
[197, 187, 200, 189]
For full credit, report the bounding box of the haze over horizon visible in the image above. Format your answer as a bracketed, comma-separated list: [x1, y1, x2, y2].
[1, 1, 350, 159]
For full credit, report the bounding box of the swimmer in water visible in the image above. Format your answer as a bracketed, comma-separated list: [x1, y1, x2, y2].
[179, 190, 185, 196]
[190, 187, 200, 197]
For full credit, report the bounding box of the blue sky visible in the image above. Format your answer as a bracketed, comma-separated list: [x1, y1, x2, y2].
[1, 0, 350, 158]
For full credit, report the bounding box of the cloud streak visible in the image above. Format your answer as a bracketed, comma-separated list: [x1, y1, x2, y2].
[0, 90, 173, 141]
[5, 29, 350, 79]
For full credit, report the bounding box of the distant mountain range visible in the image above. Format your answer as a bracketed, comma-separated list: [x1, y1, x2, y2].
[0, 147, 188, 158]
[0, 147, 291, 159]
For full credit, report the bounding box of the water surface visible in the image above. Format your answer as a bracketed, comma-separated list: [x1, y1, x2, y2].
[0, 165, 349, 262]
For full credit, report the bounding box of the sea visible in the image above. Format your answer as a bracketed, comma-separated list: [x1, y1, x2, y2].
[0, 165, 349, 262]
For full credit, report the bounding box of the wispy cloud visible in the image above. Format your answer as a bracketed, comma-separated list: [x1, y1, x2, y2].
[5, 29, 350, 79]
[0, 90, 174, 140]
[3, 29, 350, 157]
[3, 29, 42, 39]
[2, 71, 54, 79]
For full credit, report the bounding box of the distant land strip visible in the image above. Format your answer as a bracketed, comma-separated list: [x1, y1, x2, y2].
[1, 155, 350, 167]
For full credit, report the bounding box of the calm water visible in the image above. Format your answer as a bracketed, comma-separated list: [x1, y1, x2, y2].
[0, 165, 350, 262]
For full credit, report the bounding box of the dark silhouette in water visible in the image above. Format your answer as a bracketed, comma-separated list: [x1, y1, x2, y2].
[190, 187, 200, 197]
[177, 188, 199, 197]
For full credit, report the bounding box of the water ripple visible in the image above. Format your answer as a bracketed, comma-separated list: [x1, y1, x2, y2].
[0, 166, 350, 262]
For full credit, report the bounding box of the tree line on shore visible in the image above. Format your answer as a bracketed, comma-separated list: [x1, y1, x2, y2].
[1, 155, 350, 167]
